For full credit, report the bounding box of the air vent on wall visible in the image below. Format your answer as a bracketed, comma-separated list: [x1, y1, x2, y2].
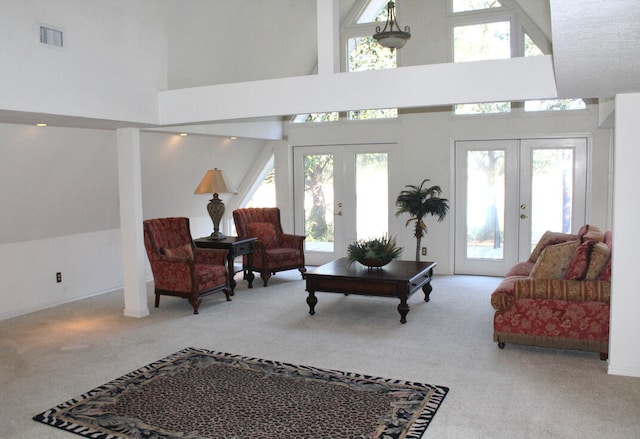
[40, 26, 63, 47]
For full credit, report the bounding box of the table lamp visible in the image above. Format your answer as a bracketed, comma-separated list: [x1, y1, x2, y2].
[194, 168, 235, 240]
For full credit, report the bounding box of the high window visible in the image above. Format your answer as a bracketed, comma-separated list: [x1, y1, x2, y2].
[451, 2, 585, 115]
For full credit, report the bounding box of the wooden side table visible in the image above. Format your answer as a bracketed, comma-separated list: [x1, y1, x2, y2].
[194, 236, 256, 292]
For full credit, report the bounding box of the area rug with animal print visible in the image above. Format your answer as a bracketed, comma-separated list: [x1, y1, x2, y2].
[33, 347, 449, 438]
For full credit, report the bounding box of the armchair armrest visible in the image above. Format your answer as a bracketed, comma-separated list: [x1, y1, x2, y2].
[280, 233, 305, 249]
[193, 247, 228, 265]
[514, 278, 610, 304]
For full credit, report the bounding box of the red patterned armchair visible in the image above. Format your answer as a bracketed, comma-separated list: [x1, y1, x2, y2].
[233, 207, 306, 286]
[491, 225, 612, 360]
[143, 217, 230, 314]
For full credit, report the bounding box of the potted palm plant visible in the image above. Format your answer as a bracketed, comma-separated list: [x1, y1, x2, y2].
[395, 179, 450, 262]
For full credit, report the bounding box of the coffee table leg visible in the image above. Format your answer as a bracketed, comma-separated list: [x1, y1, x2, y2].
[307, 291, 317, 315]
[422, 282, 432, 302]
[398, 298, 409, 324]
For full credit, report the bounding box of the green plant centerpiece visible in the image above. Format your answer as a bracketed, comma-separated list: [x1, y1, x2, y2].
[395, 178, 450, 262]
[347, 235, 403, 269]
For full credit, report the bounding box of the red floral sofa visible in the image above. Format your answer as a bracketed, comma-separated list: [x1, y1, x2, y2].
[491, 225, 612, 360]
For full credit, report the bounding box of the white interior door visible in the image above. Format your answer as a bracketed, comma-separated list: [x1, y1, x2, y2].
[293, 144, 395, 266]
[455, 138, 587, 276]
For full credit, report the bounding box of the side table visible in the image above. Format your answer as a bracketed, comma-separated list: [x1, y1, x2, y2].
[194, 236, 256, 292]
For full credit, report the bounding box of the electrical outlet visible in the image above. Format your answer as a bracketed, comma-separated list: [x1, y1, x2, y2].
[56, 272, 62, 283]
[421, 247, 427, 256]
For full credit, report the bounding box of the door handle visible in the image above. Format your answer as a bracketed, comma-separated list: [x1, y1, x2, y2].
[520, 214, 528, 219]
[335, 211, 343, 216]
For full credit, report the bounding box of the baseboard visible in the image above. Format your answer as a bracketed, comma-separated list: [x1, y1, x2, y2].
[0, 285, 123, 322]
[608, 363, 640, 378]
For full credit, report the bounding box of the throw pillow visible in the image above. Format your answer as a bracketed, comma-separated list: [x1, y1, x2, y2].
[530, 240, 580, 279]
[161, 243, 194, 260]
[566, 240, 595, 280]
[585, 241, 610, 280]
[528, 231, 579, 262]
[578, 224, 604, 242]
[247, 222, 279, 248]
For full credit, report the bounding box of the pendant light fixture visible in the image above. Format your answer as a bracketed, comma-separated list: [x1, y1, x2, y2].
[373, 1, 411, 50]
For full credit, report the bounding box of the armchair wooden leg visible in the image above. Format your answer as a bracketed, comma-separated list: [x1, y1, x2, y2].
[298, 267, 307, 279]
[188, 297, 201, 314]
[224, 289, 232, 301]
[498, 342, 505, 349]
[154, 293, 160, 308]
[600, 352, 608, 361]
[260, 271, 272, 287]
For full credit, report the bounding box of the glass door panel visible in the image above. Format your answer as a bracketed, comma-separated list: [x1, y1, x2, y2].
[455, 140, 519, 276]
[356, 153, 388, 240]
[301, 153, 336, 253]
[519, 138, 587, 260]
[465, 149, 505, 260]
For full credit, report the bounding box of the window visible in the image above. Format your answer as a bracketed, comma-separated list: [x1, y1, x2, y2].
[455, 102, 511, 115]
[292, 112, 339, 123]
[524, 33, 544, 57]
[453, 0, 502, 13]
[524, 99, 586, 112]
[453, 21, 510, 62]
[348, 36, 396, 72]
[349, 108, 398, 120]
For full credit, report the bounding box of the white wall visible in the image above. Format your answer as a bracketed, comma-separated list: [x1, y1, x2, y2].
[0, 123, 121, 319]
[0, 0, 168, 124]
[609, 93, 640, 377]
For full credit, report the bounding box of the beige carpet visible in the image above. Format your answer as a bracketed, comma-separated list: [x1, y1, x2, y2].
[1, 272, 640, 438]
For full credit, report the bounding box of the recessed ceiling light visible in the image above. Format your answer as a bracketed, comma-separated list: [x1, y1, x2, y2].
[230, 136, 238, 140]
[36, 123, 48, 127]
[179, 133, 188, 137]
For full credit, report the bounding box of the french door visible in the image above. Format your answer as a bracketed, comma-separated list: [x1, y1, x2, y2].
[454, 138, 587, 276]
[293, 144, 395, 266]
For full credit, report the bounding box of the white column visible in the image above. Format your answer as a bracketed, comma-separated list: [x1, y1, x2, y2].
[609, 93, 640, 377]
[117, 128, 149, 318]
[317, 0, 340, 76]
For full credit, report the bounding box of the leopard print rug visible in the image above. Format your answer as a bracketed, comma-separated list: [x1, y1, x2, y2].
[34, 347, 448, 438]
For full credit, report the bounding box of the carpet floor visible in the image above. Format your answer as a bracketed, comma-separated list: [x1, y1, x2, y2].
[33, 347, 448, 439]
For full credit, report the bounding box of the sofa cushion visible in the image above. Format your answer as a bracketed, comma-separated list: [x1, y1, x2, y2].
[530, 240, 580, 279]
[529, 231, 578, 262]
[506, 261, 535, 277]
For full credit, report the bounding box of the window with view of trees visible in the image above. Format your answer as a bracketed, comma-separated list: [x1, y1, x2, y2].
[453, 21, 511, 63]
[246, 167, 275, 208]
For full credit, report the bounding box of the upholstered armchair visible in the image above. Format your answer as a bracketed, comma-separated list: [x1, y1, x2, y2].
[233, 207, 306, 286]
[143, 217, 230, 314]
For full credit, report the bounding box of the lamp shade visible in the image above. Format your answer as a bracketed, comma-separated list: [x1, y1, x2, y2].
[194, 168, 235, 195]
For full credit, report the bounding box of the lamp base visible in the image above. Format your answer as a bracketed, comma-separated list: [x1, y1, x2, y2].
[208, 231, 226, 241]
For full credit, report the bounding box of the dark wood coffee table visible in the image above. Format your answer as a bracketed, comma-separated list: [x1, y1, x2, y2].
[305, 258, 437, 323]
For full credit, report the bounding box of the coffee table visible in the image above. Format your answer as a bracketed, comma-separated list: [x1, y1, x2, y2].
[305, 258, 437, 323]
